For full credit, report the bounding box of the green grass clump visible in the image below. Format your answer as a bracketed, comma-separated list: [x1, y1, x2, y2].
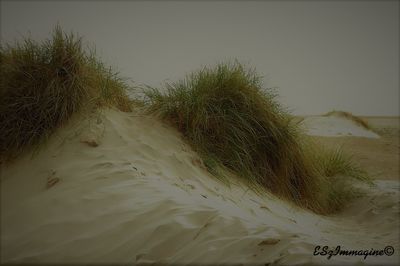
[324, 110, 372, 130]
[318, 148, 370, 183]
[144, 62, 371, 214]
[315, 147, 372, 212]
[0, 25, 132, 162]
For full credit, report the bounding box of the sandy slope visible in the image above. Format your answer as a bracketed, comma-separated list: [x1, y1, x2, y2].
[301, 116, 380, 138]
[1, 109, 399, 265]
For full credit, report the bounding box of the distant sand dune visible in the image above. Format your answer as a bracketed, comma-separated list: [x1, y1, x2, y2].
[301, 115, 380, 138]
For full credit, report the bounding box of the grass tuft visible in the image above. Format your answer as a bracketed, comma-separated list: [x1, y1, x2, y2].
[0, 25, 132, 162]
[318, 147, 371, 183]
[144, 61, 371, 214]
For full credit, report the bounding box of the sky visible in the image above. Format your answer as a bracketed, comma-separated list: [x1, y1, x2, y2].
[1, 0, 399, 116]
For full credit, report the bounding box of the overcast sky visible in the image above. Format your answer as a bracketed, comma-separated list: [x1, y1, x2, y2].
[1, 0, 399, 116]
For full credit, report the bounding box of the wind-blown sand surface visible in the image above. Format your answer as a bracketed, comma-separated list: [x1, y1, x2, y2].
[1, 109, 399, 265]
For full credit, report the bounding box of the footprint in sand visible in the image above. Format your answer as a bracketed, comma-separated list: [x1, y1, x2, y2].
[186, 184, 196, 190]
[80, 139, 99, 147]
[46, 170, 60, 189]
[135, 253, 147, 261]
[258, 238, 280, 246]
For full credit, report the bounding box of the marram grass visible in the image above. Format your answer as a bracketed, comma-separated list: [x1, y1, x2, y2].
[144, 62, 371, 214]
[0, 26, 132, 162]
[317, 147, 371, 183]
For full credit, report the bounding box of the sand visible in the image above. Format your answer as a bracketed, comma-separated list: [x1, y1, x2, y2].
[1, 109, 399, 265]
[301, 116, 380, 138]
[303, 115, 399, 181]
[312, 135, 399, 181]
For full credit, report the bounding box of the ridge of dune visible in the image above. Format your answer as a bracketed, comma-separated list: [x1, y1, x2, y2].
[1, 109, 398, 265]
[300, 116, 380, 138]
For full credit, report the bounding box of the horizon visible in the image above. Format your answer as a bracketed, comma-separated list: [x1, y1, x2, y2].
[1, 0, 399, 116]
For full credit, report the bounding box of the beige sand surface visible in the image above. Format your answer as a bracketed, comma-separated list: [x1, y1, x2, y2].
[1, 109, 399, 265]
[310, 116, 399, 180]
[301, 116, 380, 138]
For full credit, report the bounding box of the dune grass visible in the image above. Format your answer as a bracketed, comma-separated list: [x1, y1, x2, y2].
[317, 147, 370, 183]
[324, 110, 372, 130]
[144, 62, 371, 214]
[0, 26, 132, 162]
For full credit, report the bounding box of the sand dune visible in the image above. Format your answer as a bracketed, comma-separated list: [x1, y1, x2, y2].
[1, 109, 398, 265]
[301, 116, 380, 138]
